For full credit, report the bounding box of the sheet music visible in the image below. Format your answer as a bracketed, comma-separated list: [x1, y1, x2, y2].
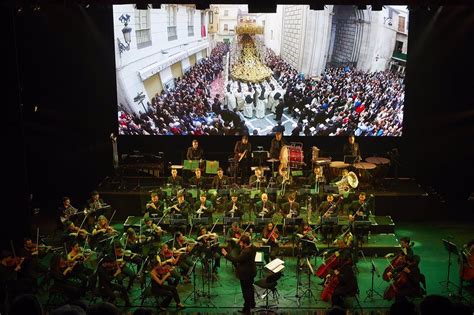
[265, 258, 284, 272]
[255, 252, 263, 263]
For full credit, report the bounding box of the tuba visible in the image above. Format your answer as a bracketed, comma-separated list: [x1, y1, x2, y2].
[347, 172, 359, 189]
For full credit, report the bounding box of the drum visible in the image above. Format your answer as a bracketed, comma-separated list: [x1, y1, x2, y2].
[280, 145, 304, 169]
[366, 157, 390, 181]
[354, 162, 376, 185]
[329, 161, 349, 180]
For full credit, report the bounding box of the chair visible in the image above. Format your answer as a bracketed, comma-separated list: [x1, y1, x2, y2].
[253, 272, 282, 313]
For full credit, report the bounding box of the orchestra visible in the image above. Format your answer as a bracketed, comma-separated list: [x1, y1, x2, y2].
[4, 135, 456, 312]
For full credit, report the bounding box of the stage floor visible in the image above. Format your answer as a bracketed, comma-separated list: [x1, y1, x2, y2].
[37, 221, 474, 313]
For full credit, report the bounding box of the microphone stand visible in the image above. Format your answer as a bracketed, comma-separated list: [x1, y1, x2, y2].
[364, 256, 383, 301]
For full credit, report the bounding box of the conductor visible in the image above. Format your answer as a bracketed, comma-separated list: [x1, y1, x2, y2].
[221, 234, 256, 314]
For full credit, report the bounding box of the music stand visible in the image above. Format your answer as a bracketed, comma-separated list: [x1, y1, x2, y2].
[255, 218, 273, 231]
[353, 220, 371, 246]
[440, 239, 460, 292]
[256, 246, 271, 277]
[192, 217, 210, 226]
[223, 217, 241, 225]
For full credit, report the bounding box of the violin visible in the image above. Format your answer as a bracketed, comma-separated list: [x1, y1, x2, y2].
[263, 226, 279, 244]
[156, 264, 173, 276]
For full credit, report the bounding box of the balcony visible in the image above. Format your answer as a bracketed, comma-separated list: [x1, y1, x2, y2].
[392, 51, 407, 62]
[136, 29, 152, 49]
[167, 26, 177, 41]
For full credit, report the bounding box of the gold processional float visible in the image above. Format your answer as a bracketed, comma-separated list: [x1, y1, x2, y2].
[231, 23, 272, 83]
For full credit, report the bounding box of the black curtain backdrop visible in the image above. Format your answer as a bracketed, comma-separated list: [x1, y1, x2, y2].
[3, 4, 473, 244]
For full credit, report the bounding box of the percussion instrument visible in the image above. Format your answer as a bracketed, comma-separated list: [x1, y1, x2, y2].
[280, 145, 304, 169]
[354, 162, 376, 184]
[311, 146, 320, 161]
[366, 157, 390, 182]
[329, 161, 349, 180]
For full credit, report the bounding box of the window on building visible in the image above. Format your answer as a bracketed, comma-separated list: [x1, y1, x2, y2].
[135, 8, 152, 48]
[224, 24, 228, 31]
[224, 10, 229, 16]
[167, 5, 178, 41]
[209, 11, 213, 24]
[398, 16, 406, 33]
[395, 40, 403, 53]
[187, 7, 194, 36]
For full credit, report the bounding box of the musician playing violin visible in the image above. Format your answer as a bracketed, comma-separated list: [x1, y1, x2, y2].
[158, 243, 181, 285]
[113, 243, 138, 291]
[97, 255, 131, 307]
[63, 221, 89, 244]
[145, 192, 165, 219]
[384, 255, 422, 300]
[92, 215, 117, 237]
[173, 232, 194, 282]
[125, 228, 147, 252]
[143, 216, 165, 241]
[49, 254, 84, 301]
[225, 192, 244, 219]
[150, 260, 185, 310]
[66, 241, 93, 289]
[254, 193, 275, 219]
[197, 227, 221, 276]
[296, 222, 318, 257]
[261, 222, 279, 262]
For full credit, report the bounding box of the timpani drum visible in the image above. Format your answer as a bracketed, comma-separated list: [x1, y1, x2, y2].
[366, 157, 390, 180]
[354, 162, 377, 184]
[280, 145, 304, 169]
[329, 161, 349, 180]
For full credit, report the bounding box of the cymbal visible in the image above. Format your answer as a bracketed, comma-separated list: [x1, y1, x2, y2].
[267, 158, 279, 162]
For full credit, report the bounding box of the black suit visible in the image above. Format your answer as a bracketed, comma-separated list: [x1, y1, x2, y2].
[281, 201, 300, 218]
[211, 175, 230, 189]
[225, 245, 257, 312]
[167, 175, 183, 187]
[343, 143, 361, 160]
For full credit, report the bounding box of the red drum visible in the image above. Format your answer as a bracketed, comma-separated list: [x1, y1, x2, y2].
[280, 145, 304, 169]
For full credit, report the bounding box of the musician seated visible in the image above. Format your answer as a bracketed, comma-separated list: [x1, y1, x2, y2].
[113, 243, 138, 291]
[281, 193, 300, 219]
[399, 237, 414, 258]
[85, 190, 107, 216]
[188, 168, 207, 189]
[342, 135, 361, 163]
[49, 254, 84, 301]
[249, 167, 266, 189]
[318, 194, 340, 242]
[58, 196, 78, 226]
[261, 222, 280, 262]
[297, 222, 318, 257]
[385, 255, 423, 300]
[193, 192, 214, 221]
[211, 167, 230, 189]
[330, 254, 358, 307]
[143, 216, 165, 241]
[349, 192, 370, 220]
[97, 255, 131, 307]
[158, 244, 181, 285]
[66, 241, 93, 289]
[254, 193, 275, 219]
[145, 192, 165, 219]
[92, 215, 117, 237]
[63, 220, 88, 244]
[276, 168, 293, 187]
[196, 227, 221, 276]
[308, 166, 326, 191]
[150, 260, 185, 310]
[226, 192, 244, 219]
[173, 232, 194, 282]
[125, 227, 146, 252]
[171, 192, 191, 221]
[167, 169, 184, 187]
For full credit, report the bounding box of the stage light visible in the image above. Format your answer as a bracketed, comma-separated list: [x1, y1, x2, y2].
[136, 3, 149, 10]
[357, 5, 367, 10]
[371, 5, 383, 11]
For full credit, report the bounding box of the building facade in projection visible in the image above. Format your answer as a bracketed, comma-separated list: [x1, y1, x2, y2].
[114, 4, 210, 114]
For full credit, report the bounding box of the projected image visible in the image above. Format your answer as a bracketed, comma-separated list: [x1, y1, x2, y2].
[114, 4, 408, 136]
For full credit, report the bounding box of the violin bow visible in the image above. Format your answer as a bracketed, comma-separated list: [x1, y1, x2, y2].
[76, 213, 88, 239]
[10, 240, 16, 259]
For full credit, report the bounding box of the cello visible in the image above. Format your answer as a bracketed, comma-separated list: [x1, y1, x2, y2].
[382, 241, 414, 282]
[383, 267, 410, 300]
[321, 258, 352, 302]
[315, 232, 351, 279]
